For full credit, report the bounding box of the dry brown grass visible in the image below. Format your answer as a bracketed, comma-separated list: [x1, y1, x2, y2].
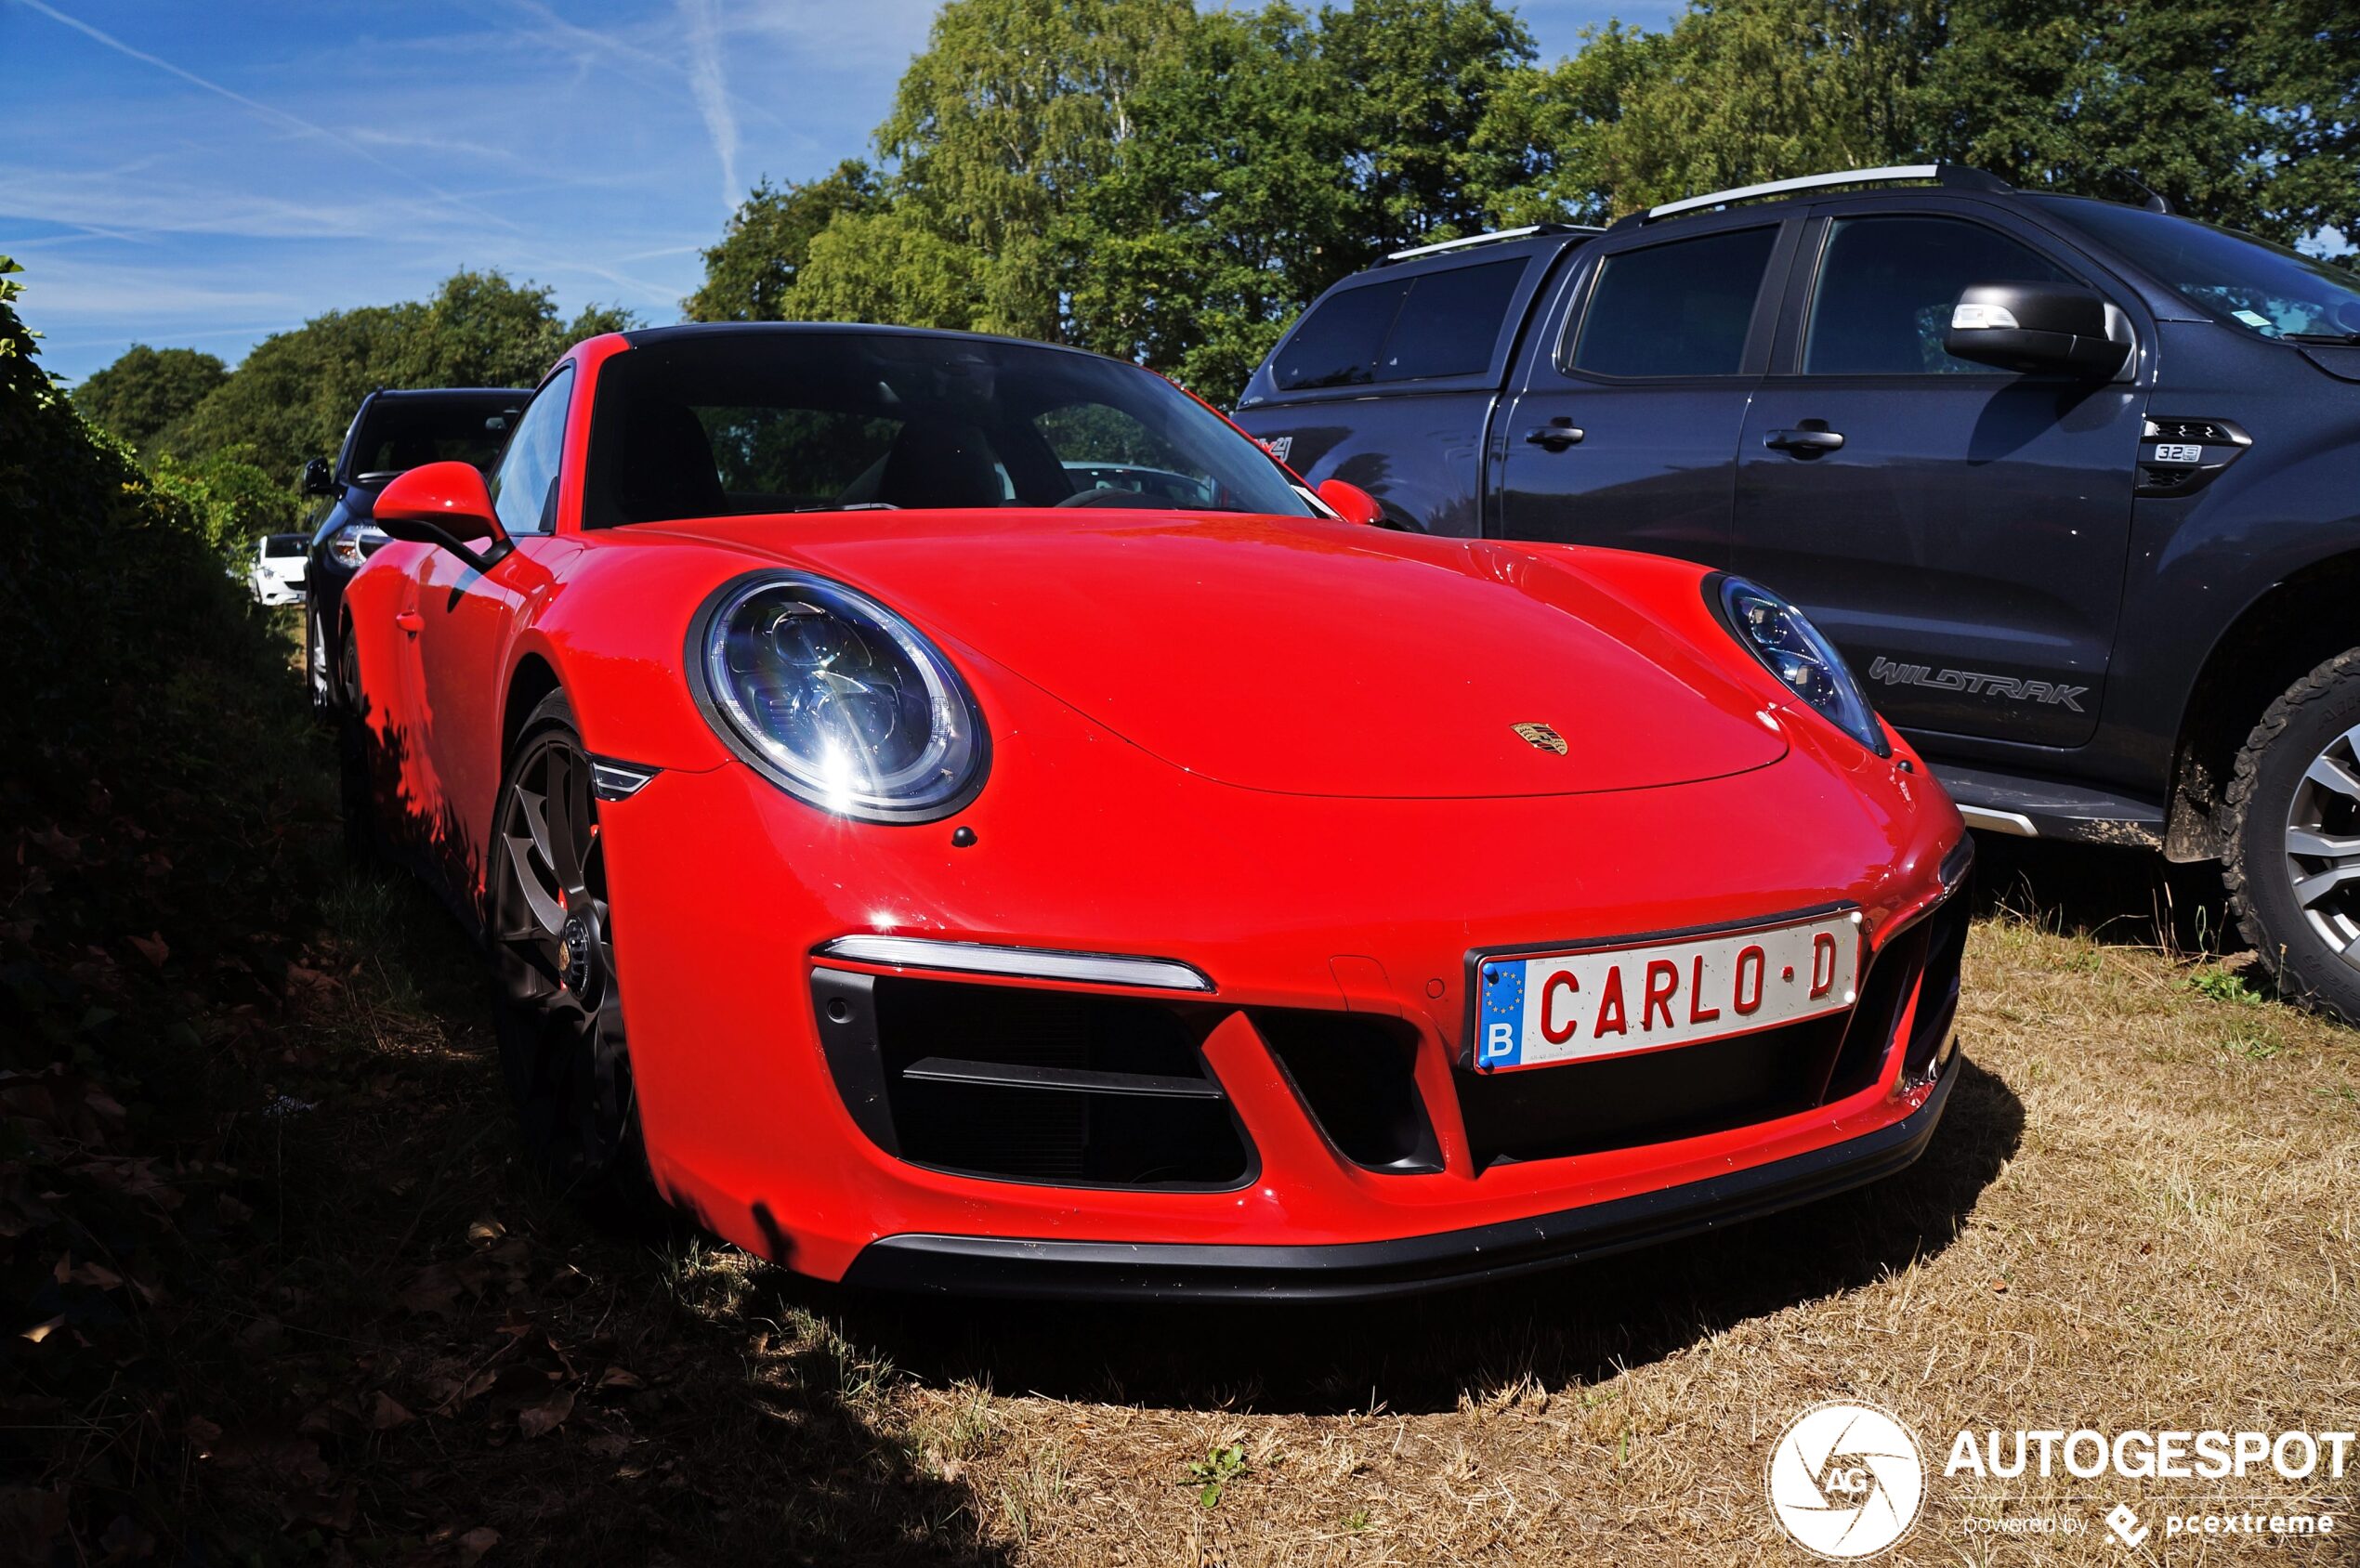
[104, 834, 2360, 1564]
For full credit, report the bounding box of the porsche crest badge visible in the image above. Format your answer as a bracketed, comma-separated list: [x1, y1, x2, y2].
[1512, 722, 1568, 755]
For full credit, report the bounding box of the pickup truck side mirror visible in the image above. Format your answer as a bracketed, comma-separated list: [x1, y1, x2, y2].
[1944, 281, 2131, 378]
[1317, 477, 1388, 527]
[374, 461, 512, 572]
[300, 457, 337, 498]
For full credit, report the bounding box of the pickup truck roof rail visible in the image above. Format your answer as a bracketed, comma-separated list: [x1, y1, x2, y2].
[1615, 163, 2012, 228]
[1383, 223, 1604, 264]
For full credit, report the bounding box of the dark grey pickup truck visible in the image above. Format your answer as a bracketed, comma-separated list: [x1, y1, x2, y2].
[1234, 165, 2360, 1019]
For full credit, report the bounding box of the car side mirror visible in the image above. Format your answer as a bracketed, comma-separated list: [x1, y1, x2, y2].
[1944, 281, 2131, 377]
[1318, 477, 1388, 527]
[300, 457, 336, 498]
[374, 460, 512, 571]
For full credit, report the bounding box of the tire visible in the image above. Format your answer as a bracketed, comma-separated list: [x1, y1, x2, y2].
[486, 691, 661, 1221]
[2223, 647, 2360, 1024]
[336, 619, 383, 868]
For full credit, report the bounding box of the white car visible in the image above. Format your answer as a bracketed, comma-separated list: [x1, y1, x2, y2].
[247, 533, 308, 607]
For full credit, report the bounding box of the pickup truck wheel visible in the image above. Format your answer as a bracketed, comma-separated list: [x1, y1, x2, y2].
[2224, 648, 2360, 1024]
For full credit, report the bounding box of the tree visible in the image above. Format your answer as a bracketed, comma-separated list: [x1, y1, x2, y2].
[164, 271, 634, 487]
[1916, 0, 2359, 250]
[1315, 0, 1540, 248]
[1585, 0, 1929, 216]
[793, 0, 1195, 340]
[685, 162, 881, 320]
[388, 269, 635, 389]
[70, 345, 228, 453]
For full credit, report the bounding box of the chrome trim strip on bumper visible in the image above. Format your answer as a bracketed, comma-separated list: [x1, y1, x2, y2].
[1956, 804, 2038, 837]
[815, 935, 1215, 993]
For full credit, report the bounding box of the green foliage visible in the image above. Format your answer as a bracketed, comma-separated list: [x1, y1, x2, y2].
[687, 0, 2355, 405]
[1184, 1441, 1248, 1507]
[686, 162, 883, 321]
[2186, 965, 2266, 1007]
[68, 343, 227, 453]
[0, 256, 266, 761]
[162, 270, 634, 490]
[1590, 0, 1933, 213]
[150, 445, 298, 555]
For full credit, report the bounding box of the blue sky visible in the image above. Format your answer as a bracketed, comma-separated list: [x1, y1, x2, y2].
[3, 0, 1680, 385]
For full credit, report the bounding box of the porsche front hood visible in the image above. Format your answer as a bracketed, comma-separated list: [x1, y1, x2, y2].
[653, 512, 1789, 800]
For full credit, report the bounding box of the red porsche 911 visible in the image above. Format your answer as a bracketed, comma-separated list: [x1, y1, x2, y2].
[336, 322, 1970, 1300]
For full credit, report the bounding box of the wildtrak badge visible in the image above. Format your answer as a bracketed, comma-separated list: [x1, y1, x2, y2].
[1868, 657, 2089, 712]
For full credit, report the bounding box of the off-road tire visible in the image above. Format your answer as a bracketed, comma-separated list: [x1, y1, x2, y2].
[2223, 647, 2360, 1024]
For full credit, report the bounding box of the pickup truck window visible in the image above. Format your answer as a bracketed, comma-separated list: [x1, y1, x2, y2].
[1378, 260, 1526, 380]
[1570, 227, 1776, 378]
[2044, 198, 2360, 343]
[1804, 216, 2072, 374]
[1275, 259, 1529, 390]
[1275, 281, 1409, 389]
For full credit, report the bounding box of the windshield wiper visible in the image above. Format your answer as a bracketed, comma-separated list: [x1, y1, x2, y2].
[2283, 332, 2360, 346]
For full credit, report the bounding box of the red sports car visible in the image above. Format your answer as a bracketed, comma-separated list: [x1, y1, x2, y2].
[338, 323, 1970, 1299]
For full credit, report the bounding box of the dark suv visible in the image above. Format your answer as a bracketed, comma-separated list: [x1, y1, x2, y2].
[300, 387, 522, 709]
[1234, 166, 2360, 1019]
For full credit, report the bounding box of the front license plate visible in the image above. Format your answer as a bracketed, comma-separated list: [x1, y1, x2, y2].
[1472, 911, 1861, 1072]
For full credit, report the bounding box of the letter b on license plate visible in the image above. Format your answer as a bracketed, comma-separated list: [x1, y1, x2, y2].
[1473, 911, 1861, 1071]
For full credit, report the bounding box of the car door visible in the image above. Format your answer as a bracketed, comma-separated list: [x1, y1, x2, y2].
[1733, 204, 2145, 749]
[1492, 217, 1797, 564]
[406, 365, 576, 901]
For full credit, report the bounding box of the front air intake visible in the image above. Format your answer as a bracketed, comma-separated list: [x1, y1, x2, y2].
[810, 970, 1252, 1190]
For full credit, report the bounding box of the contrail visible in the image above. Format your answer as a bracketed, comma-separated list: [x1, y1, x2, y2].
[8, 0, 679, 304]
[677, 0, 741, 216]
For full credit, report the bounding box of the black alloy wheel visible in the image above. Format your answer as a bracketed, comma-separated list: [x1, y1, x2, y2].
[488, 690, 657, 1213]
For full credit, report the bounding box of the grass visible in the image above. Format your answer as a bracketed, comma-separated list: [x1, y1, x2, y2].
[9, 618, 2358, 1563]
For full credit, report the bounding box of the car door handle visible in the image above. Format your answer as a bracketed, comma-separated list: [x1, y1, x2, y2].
[394, 609, 424, 634]
[1763, 427, 1845, 455]
[1523, 423, 1584, 451]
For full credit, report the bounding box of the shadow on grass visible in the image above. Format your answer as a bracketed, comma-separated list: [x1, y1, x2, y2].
[1968, 830, 2236, 956]
[751, 1057, 2024, 1421]
[259, 858, 1006, 1567]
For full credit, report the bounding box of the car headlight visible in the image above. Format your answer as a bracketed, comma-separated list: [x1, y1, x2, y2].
[688, 572, 986, 821]
[330, 522, 386, 569]
[1712, 575, 1889, 756]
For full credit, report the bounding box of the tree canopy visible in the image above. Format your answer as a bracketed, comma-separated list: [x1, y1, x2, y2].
[69, 344, 227, 455]
[689, 0, 2356, 405]
[71, 269, 632, 555]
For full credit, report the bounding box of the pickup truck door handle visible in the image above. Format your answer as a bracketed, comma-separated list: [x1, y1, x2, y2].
[1523, 421, 1584, 451]
[394, 609, 424, 635]
[1763, 427, 1846, 455]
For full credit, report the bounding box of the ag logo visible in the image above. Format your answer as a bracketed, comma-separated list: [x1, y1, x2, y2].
[1765, 1402, 1924, 1560]
[1512, 722, 1568, 755]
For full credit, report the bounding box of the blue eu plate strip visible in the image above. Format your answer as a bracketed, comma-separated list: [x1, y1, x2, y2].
[1476, 960, 1524, 1069]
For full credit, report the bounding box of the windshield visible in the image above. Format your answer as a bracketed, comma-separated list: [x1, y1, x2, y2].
[347, 399, 522, 483]
[2046, 199, 2360, 342]
[581, 330, 1316, 527]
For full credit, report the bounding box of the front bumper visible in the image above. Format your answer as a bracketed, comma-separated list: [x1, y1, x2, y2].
[597, 671, 1968, 1293]
[843, 1050, 1958, 1301]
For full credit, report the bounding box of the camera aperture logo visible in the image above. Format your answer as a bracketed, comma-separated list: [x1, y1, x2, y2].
[1767, 1402, 1926, 1560]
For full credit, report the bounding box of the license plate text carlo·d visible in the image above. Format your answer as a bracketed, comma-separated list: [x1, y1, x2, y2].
[1473, 911, 1863, 1072]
